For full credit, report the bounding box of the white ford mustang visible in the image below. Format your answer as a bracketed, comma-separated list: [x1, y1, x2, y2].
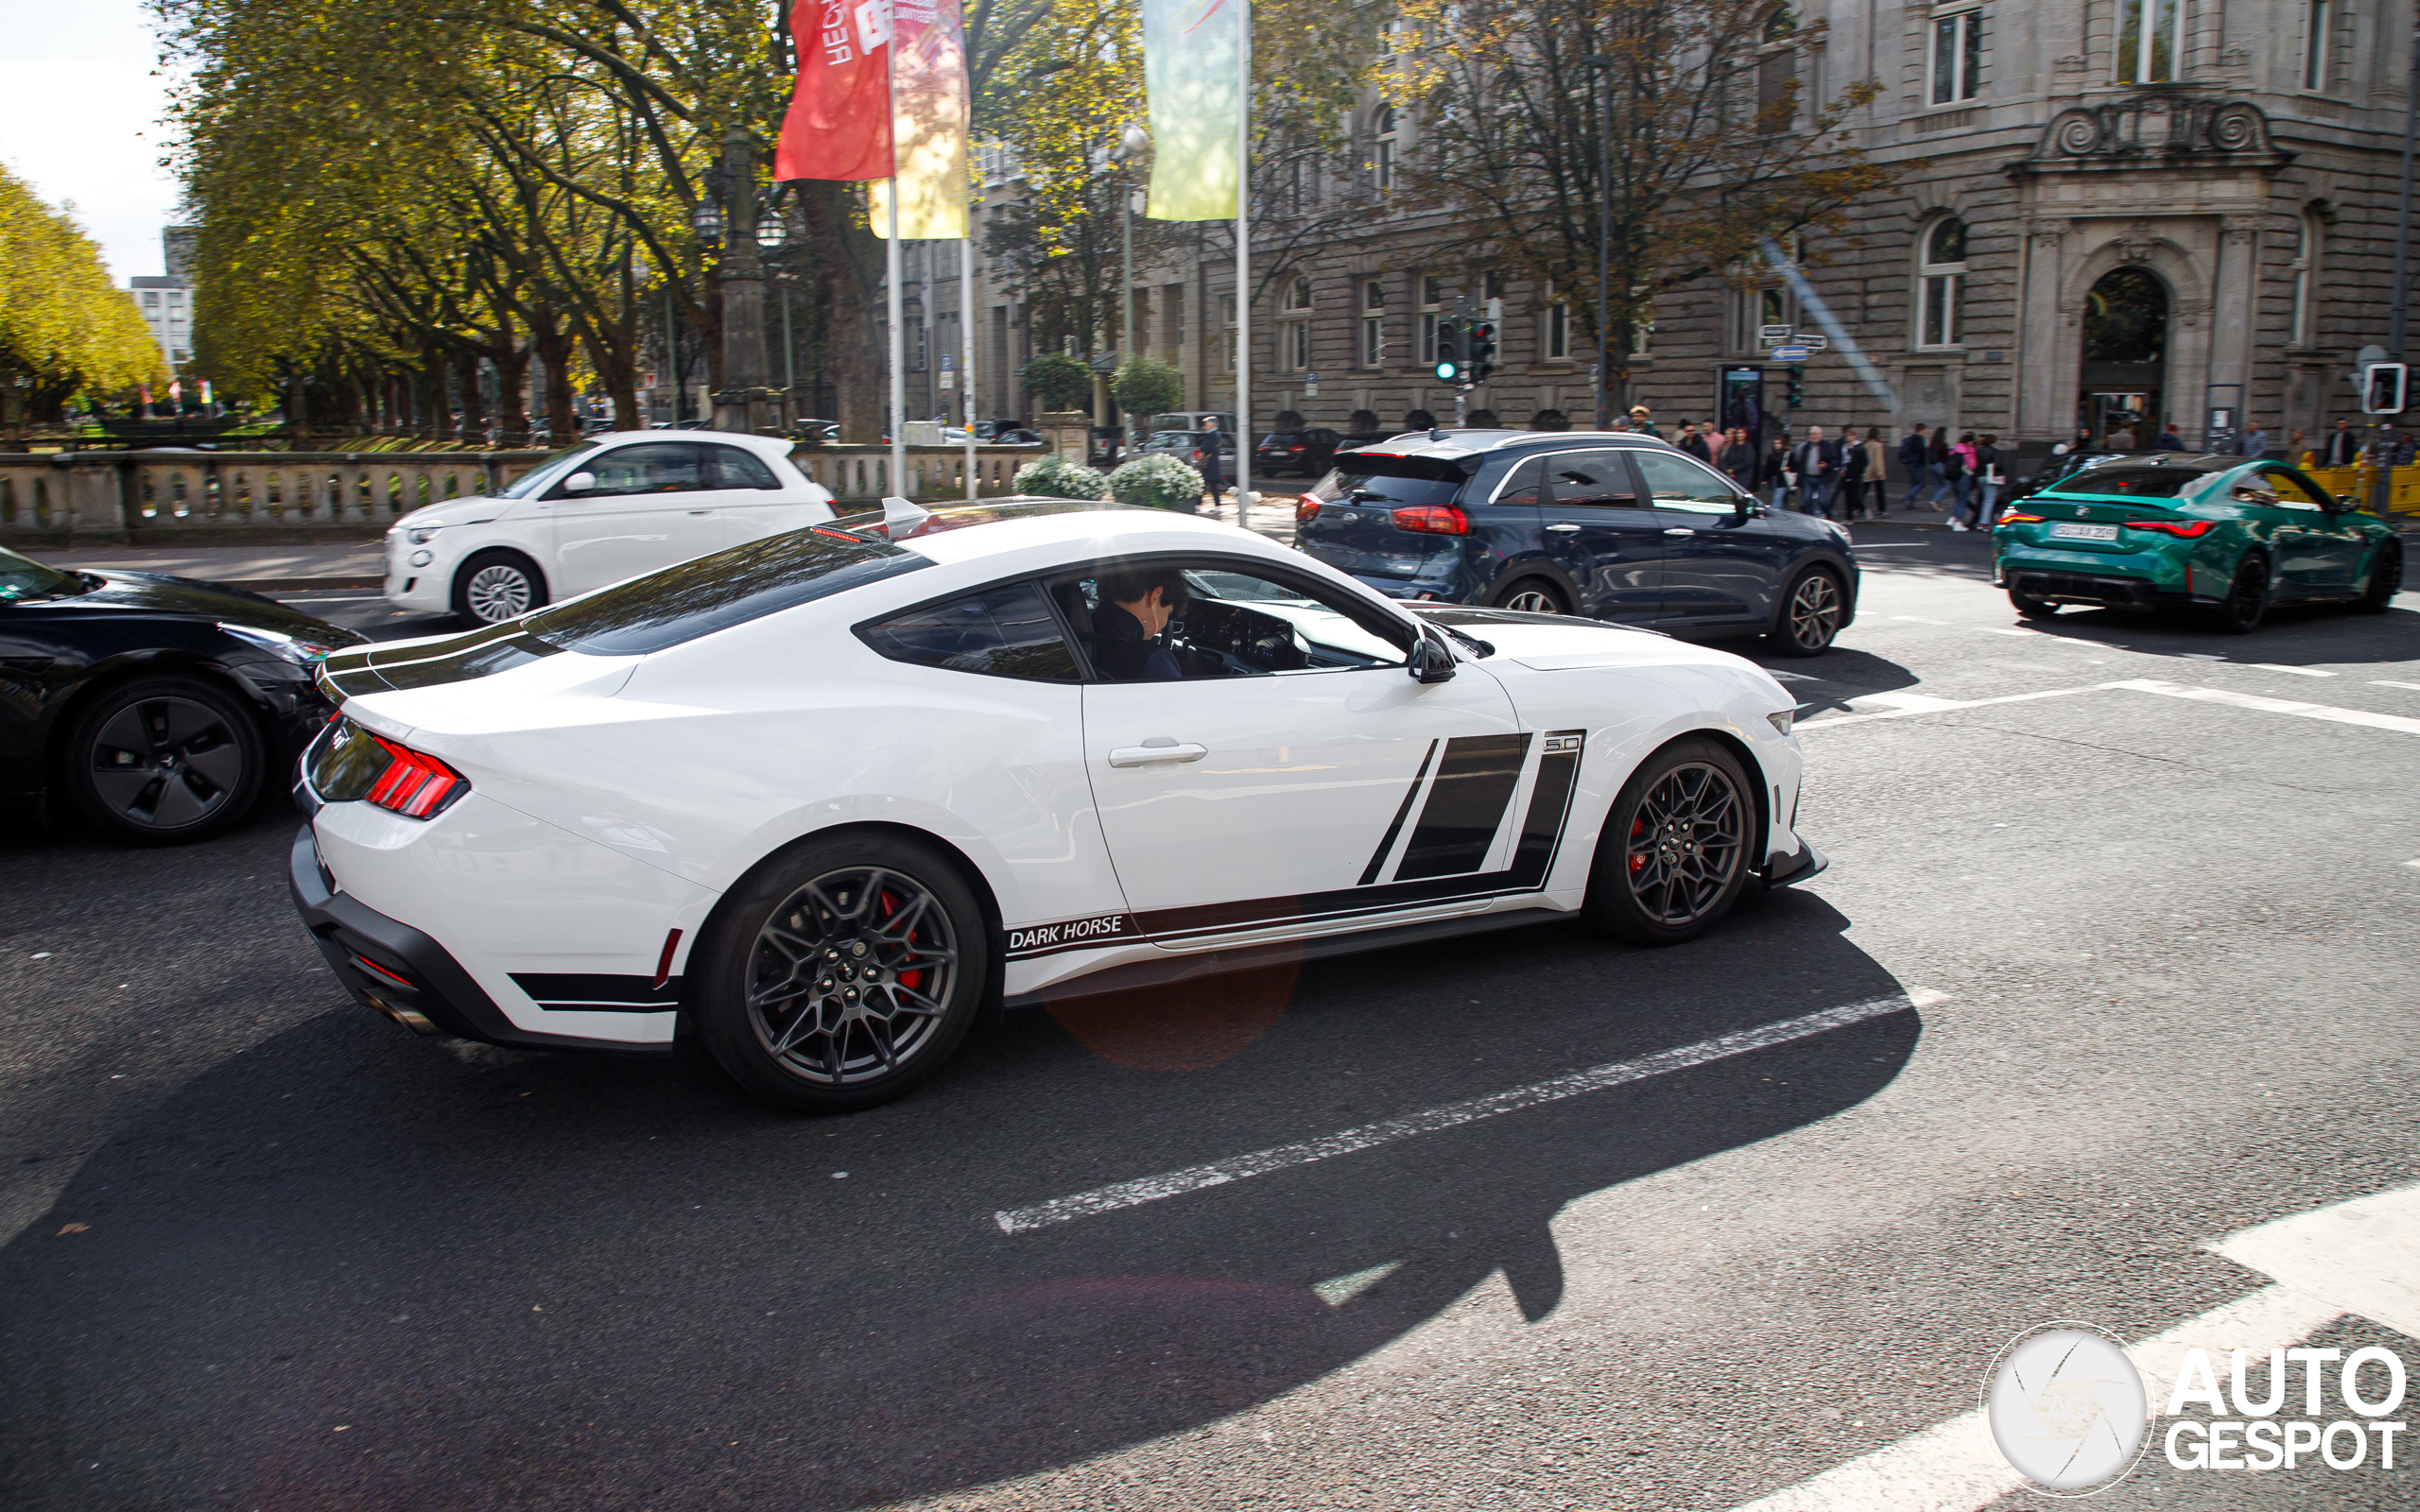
[291, 499, 1824, 1111]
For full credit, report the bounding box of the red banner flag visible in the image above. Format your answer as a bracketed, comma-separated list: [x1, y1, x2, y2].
[775, 0, 894, 182]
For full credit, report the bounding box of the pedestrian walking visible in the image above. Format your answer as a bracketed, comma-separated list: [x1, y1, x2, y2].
[2394, 429, 2416, 467]
[1920, 426, 1957, 511]
[2320, 419, 2361, 468]
[2104, 419, 2139, 451]
[1974, 434, 2003, 526]
[1861, 428, 1890, 515]
[1628, 404, 1661, 438]
[1897, 425, 1930, 512]
[1839, 428, 1871, 519]
[2287, 428, 2309, 466]
[1760, 435, 1794, 511]
[2238, 421, 2269, 459]
[1720, 427, 1758, 490]
[1790, 426, 1842, 517]
[1680, 421, 1714, 463]
[2152, 420, 2187, 452]
[1945, 432, 1978, 528]
[1193, 417, 1227, 507]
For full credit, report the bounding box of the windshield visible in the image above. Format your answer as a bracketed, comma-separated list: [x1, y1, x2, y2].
[522, 526, 932, 656]
[496, 440, 607, 500]
[0, 546, 85, 602]
[2044, 461, 2231, 500]
[1307, 454, 1467, 507]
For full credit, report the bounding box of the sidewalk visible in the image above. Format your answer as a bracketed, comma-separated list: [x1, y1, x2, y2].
[41, 541, 386, 593]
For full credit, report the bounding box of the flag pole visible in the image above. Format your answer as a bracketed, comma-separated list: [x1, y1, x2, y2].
[1234, 0, 1252, 528]
[886, 0, 908, 504]
[962, 219, 978, 500]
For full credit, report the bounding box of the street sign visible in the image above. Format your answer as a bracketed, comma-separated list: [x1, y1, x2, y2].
[2363, 361, 2410, 415]
[939, 353, 955, 389]
[1759, 324, 1795, 344]
[1305, 370, 1320, 398]
[1794, 333, 1830, 352]
[1771, 344, 1810, 362]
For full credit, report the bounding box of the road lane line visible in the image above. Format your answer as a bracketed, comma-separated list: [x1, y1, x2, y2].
[1797, 683, 2108, 730]
[2245, 662, 2336, 677]
[992, 989, 1945, 1235]
[2372, 679, 2420, 693]
[1728, 1180, 2420, 1512]
[2109, 679, 2420, 737]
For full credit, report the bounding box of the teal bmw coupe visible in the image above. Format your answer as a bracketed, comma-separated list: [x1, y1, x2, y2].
[1993, 454, 2403, 633]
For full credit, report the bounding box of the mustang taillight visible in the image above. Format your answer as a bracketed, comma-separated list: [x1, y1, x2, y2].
[1296, 493, 1322, 524]
[2121, 518, 2217, 538]
[362, 736, 467, 818]
[1392, 505, 1471, 536]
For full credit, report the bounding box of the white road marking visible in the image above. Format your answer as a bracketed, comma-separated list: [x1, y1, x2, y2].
[1797, 683, 2108, 730]
[2371, 679, 2420, 693]
[1889, 615, 1953, 625]
[2109, 679, 2420, 737]
[2404, 858, 2420, 870]
[1971, 627, 2041, 637]
[1730, 1181, 2420, 1512]
[2245, 662, 2336, 677]
[1313, 1261, 1403, 1306]
[1857, 692, 1965, 713]
[992, 990, 1945, 1235]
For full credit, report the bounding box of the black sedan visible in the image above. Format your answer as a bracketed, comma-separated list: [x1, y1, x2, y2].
[1293, 430, 1860, 655]
[0, 546, 367, 843]
[1253, 427, 1345, 477]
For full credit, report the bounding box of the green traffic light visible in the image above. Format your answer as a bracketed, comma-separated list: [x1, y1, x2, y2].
[1435, 361, 1459, 382]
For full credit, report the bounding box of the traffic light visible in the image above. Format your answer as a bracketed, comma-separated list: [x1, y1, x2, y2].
[2363, 361, 2409, 416]
[1468, 322, 1497, 385]
[1434, 319, 1462, 383]
[1787, 364, 1805, 407]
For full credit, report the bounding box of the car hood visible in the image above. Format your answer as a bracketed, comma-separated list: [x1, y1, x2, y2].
[393, 493, 508, 531]
[1409, 605, 1782, 683]
[57, 570, 368, 644]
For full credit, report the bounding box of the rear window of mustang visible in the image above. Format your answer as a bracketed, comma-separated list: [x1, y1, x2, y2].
[522, 528, 932, 656]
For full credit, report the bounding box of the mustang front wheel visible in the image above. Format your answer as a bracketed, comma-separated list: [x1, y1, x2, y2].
[696, 833, 988, 1113]
[1583, 738, 1754, 946]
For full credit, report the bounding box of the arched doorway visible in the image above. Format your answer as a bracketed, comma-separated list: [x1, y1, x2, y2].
[2079, 267, 2168, 446]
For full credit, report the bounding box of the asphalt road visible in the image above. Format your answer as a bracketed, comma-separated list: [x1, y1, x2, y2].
[5, 524, 2418, 1511]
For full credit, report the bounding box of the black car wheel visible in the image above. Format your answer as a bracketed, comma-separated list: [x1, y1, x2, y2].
[2214, 555, 2270, 635]
[2009, 583, 2059, 619]
[1769, 566, 1847, 656]
[61, 674, 266, 845]
[1491, 578, 1569, 615]
[451, 549, 547, 627]
[1583, 738, 1754, 946]
[694, 831, 988, 1113]
[2357, 541, 2402, 614]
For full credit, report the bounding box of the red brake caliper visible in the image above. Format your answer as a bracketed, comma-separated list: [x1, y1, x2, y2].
[1629, 814, 1648, 874]
[879, 888, 924, 990]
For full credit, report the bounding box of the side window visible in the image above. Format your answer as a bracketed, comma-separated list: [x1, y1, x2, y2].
[1495, 456, 1546, 506]
[856, 580, 1080, 681]
[2267, 469, 2332, 510]
[704, 445, 782, 490]
[581, 444, 702, 497]
[1633, 449, 1747, 515]
[1073, 560, 1411, 681]
[1542, 450, 1639, 507]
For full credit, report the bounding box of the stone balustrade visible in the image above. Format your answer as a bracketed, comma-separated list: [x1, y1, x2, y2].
[0, 443, 1039, 542]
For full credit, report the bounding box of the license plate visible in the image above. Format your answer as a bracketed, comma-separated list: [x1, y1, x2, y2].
[2049, 522, 2120, 541]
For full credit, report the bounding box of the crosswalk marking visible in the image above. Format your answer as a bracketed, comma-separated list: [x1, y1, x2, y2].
[2110, 678, 2420, 737]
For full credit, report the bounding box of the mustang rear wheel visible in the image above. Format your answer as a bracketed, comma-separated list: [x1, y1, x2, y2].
[61, 674, 266, 845]
[696, 832, 987, 1113]
[1583, 738, 1754, 946]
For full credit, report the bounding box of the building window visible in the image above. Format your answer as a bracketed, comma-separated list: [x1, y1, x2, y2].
[1361, 278, 1386, 367]
[142, 291, 159, 306]
[2289, 214, 2321, 345]
[2304, 0, 2330, 90]
[1917, 217, 1966, 349]
[1417, 275, 1444, 367]
[1373, 105, 1398, 194]
[1929, 9, 1982, 104]
[1280, 278, 1312, 371]
[913, 320, 929, 371]
[2118, 0, 2181, 84]
[1757, 9, 1798, 128]
[1163, 284, 1184, 350]
[1545, 292, 1571, 361]
[1221, 293, 1237, 372]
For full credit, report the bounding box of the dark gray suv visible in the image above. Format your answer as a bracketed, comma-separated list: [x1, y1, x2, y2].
[1293, 429, 1860, 655]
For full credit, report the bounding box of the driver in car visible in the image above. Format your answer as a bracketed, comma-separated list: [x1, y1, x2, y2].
[1094, 566, 1187, 681]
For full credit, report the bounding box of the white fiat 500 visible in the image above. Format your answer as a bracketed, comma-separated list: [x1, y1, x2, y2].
[382, 431, 835, 627]
[296, 499, 1824, 1112]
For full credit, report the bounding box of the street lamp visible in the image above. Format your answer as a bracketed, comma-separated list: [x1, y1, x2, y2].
[755, 215, 788, 250]
[697, 128, 774, 433]
[690, 198, 726, 243]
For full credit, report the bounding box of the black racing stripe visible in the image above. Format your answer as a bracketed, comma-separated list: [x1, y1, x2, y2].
[1507, 732, 1585, 887]
[508, 972, 683, 1012]
[1395, 733, 1532, 880]
[1358, 739, 1440, 886]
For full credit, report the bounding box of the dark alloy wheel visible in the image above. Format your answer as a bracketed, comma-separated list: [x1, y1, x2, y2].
[696, 833, 987, 1112]
[61, 675, 265, 845]
[2008, 583, 2059, 619]
[1583, 738, 1754, 946]
[1770, 566, 1846, 656]
[451, 549, 547, 627]
[2357, 542, 2402, 614]
[2213, 555, 2270, 635]
[1491, 578, 1567, 615]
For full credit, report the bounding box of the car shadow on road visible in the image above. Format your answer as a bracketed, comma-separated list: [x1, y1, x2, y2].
[0, 885, 1916, 1511]
[2007, 599, 2420, 668]
[1750, 644, 1925, 713]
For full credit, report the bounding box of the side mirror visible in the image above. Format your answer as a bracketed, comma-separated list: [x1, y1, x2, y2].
[562, 471, 597, 493]
[1409, 635, 1458, 684]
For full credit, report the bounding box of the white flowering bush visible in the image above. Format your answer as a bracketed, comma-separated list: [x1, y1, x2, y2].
[1011, 454, 1108, 500]
[1108, 453, 1204, 512]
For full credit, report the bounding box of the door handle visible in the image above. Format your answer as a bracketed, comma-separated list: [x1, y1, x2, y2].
[1663, 527, 1696, 537]
[1109, 741, 1208, 767]
[1547, 522, 1582, 533]
[687, 509, 713, 515]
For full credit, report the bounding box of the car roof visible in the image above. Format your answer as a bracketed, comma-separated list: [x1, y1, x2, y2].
[584, 429, 797, 459]
[1345, 429, 1678, 463]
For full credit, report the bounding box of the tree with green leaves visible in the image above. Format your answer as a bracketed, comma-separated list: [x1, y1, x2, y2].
[0, 165, 164, 430]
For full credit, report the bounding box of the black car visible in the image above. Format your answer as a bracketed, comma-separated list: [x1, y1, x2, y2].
[1294, 430, 1860, 655]
[1254, 427, 1344, 477]
[0, 545, 368, 843]
[1999, 448, 2125, 509]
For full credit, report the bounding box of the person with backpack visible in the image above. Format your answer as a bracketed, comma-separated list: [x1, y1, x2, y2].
[1838, 428, 1871, 519]
[1896, 425, 1930, 512]
[1945, 431, 1979, 529]
[1974, 434, 2004, 526]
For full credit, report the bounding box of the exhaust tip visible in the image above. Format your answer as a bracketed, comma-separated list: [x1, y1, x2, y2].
[364, 993, 441, 1037]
